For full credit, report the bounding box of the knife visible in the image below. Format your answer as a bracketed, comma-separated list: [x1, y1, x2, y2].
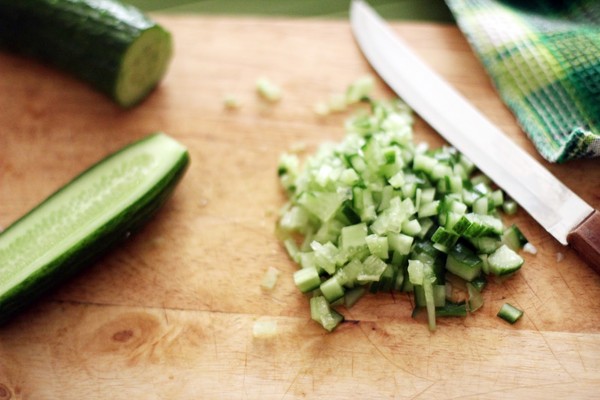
[350, 0, 600, 274]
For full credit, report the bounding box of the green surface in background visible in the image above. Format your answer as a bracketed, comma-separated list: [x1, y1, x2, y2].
[127, 0, 455, 23]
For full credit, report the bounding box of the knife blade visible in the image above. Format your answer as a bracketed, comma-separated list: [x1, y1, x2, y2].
[350, 0, 600, 273]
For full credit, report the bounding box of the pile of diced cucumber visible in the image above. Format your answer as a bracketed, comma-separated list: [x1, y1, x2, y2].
[277, 97, 526, 331]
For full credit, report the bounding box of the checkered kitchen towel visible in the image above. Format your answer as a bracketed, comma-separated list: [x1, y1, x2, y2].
[445, 0, 600, 163]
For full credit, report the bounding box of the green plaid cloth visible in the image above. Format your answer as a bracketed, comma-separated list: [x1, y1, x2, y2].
[445, 0, 600, 163]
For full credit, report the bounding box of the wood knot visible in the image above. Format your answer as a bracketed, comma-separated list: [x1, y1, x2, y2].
[86, 312, 161, 355]
[112, 329, 134, 343]
[0, 383, 12, 399]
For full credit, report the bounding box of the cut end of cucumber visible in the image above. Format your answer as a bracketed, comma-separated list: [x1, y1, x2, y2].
[114, 26, 173, 107]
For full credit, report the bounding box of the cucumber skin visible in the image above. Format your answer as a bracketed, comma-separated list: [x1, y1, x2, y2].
[0, 134, 190, 325]
[0, 0, 171, 106]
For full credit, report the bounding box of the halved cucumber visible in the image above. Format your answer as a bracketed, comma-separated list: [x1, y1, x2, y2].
[0, 133, 189, 324]
[0, 0, 173, 107]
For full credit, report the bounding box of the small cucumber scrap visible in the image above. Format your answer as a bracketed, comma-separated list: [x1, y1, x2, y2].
[497, 303, 524, 324]
[0, 133, 189, 324]
[0, 0, 173, 107]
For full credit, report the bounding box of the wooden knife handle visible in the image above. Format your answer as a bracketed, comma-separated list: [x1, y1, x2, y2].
[567, 210, 600, 275]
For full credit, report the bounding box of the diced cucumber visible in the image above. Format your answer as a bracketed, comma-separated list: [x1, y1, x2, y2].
[431, 226, 459, 248]
[469, 236, 502, 254]
[488, 245, 524, 276]
[357, 255, 387, 283]
[414, 284, 445, 307]
[310, 296, 344, 332]
[401, 218, 421, 236]
[435, 302, 467, 317]
[320, 276, 345, 303]
[502, 200, 518, 215]
[445, 243, 482, 282]
[373, 264, 395, 292]
[466, 282, 483, 312]
[497, 303, 524, 324]
[413, 154, 437, 175]
[502, 224, 528, 251]
[298, 191, 349, 222]
[340, 222, 368, 249]
[276, 96, 527, 332]
[490, 190, 504, 207]
[344, 286, 366, 308]
[310, 241, 338, 275]
[388, 232, 414, 255]
[365, 234, 389, 259]
[473, 196, 489, 215]
[294, 267, 321, 293]
[453, 213, 504, 238]
[470, 274, 487, 292]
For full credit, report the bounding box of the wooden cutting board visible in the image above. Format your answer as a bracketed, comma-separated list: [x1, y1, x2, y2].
[0, 15, 599, 399]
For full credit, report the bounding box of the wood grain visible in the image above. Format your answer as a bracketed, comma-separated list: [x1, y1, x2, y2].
[0, 15, 599, 399]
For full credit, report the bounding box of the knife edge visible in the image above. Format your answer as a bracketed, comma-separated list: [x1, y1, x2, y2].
[350, 0, 594, 246]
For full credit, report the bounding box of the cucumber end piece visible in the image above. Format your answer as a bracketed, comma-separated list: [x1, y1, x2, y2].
[114, 26, 173, 107]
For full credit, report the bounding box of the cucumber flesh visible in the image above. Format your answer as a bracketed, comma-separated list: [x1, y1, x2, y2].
[0, 133, 189, 324]
[115, 25, 172, 107]
[488, 245, 524, 276]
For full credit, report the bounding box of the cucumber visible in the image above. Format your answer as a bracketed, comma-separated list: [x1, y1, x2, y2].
[488, 244, 524, 277]
[501, 224, 528, 251]
[445, 242, 483, 282]
[0, 133, 189, 324]
[497, 303, 524, 324]
[0, 0, 172, 107]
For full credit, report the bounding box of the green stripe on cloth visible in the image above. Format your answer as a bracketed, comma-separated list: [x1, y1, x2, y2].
[445, 0, 600, 162]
